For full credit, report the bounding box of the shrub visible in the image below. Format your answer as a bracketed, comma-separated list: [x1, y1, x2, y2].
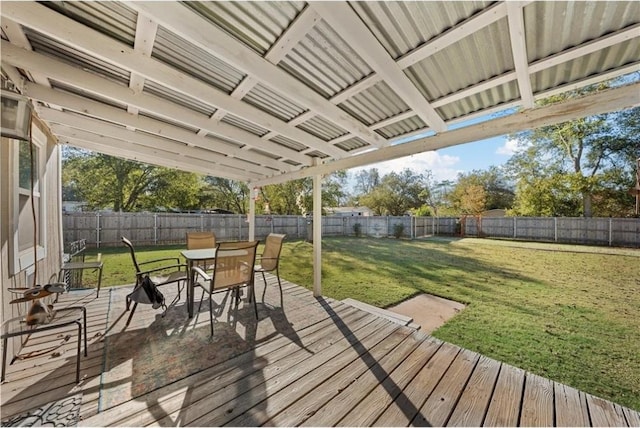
[393, 223, 404, 238]
[353, 222, 362, 237]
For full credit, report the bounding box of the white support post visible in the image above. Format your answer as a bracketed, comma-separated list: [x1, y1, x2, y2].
[312, 164, 322, 297]
[96, 212, 101, 248]
[249, 188, 256, 241]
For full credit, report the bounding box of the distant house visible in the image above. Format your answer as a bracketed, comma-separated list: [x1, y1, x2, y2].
[62, 201, 87, 212]
[326, 206, 373, 217]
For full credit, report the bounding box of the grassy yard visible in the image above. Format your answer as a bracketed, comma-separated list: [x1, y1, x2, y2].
[85, 237, 640, 411]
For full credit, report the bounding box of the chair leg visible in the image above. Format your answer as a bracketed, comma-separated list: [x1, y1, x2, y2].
[276, 267, 283, 305]
[261, 271, 267, 302]
[197, 288, 205, 313]
[125, 302, 138, 327]
[251, 284, 258, 319]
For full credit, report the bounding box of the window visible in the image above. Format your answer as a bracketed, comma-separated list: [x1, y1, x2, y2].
[9, 124, 47, 275]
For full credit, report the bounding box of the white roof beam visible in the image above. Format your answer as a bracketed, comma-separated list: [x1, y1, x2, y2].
[38, 107, 275, 177]
[396, 2, 509, 69]
[125, 1, 385, 150]
[2, 41, 310, 166]
[2, 2, 344, 160]
[60, 136, 248, 181]
[24, 83, 292, 173]
[1, 17, 50, 88]
[128, 13, 158, 117]
[198, 7, 320, 135]
[506, 1, 534, 109]
[52, 125, 263, 181]
[254, 82, 640, 186]
[310, 1, 447, 133]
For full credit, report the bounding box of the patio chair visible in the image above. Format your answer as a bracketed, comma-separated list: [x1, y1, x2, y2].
[186, 231, 216, 270]
[192, 240, 259, 336]
[255, 233, 286, 303]
[122, 236, 187, 326]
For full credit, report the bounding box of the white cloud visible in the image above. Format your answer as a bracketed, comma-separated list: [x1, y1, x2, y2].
[496, 139, 520, 156]
[350, 151, 462, 182]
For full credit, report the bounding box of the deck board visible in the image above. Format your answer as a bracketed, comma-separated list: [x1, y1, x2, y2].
[2, 274, 638, 426]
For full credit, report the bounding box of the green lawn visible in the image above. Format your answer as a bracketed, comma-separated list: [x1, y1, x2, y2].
[85, 236, 640, 411]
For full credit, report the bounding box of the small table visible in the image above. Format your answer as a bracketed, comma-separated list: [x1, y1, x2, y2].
[60, 261, 104, 297]
[1, 306, 88, 384]
[181, 248, 217, 318]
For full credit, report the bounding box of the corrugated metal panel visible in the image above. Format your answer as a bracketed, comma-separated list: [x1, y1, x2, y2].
[338, 81, 408, 126]
[152, 26, 245, 94]
[243, 83, 307, 122]
[142, 80, 216, 117]
[296, 115, 348, 141]
[41, 1, 137, 47]
[305, 150, 330, 159]
[405, 20, 514, 102]
[375, 116, 427, 139]
[525, 2, 640, 62]
[269, 135, 307, 152]
[351, 1, 492, 59]
[247, 146, 287, 161]
[24, 28, 131, 86]
[280, 20, 373, 98]
[334, 137, 369, 152]
[185, 1, 305, 56]
[532, 41, 640, 94]
[221, 113, 270, 137]
[437, 80, 520, 122]
[50, 80, 128, 110]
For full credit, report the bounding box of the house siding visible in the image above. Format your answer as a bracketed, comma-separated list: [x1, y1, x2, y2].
[1, 115, 63, 361]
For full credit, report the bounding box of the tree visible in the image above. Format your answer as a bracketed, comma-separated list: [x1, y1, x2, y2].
[353, 168, 380, 195]
[62, 149, 201, 211]
[447, 168, 514, 215]
[359, 169, 427, 215]
[507, 82, 639, 217]
[200, 177, 249, 214]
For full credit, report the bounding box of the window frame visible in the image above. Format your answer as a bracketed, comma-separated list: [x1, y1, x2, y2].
[8, 124, 47, 276]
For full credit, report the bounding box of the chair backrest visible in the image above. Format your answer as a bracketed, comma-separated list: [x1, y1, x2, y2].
[261, 233, 286, 271]
[212, 240, 259, 291]
[121, 236, 141, 274]
[186, 231, 216, 250]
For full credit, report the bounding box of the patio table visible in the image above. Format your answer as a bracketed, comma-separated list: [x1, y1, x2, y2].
[181, 248, 217, 318]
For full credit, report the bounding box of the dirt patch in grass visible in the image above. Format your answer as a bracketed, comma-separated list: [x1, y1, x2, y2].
[387, 294, 466, 333]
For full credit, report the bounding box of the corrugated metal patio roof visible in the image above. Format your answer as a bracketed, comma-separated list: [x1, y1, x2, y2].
[1, 1, 638, 185]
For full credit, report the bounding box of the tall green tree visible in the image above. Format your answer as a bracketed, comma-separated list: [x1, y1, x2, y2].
[62, 149, 201, 211]
[507, 82, 639, 217]
[359, 169, 427, 215]
[200, 177, 250, 214]
[447, 168, 514, 215]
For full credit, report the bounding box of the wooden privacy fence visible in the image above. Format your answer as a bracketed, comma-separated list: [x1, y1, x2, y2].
[62, 212, 640, 248]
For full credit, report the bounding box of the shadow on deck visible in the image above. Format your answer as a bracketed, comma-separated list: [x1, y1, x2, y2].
[1, 275, 639, 426]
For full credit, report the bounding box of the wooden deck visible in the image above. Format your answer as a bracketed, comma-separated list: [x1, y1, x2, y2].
[1, 275, 639, 426]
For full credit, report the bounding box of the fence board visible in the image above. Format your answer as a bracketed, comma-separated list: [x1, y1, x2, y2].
[62, 213, 640, 249]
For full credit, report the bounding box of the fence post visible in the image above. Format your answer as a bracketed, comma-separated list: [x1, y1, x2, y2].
[154, 214, 158, 245]
[554, 217, 558, 242]
[513, 217, 517, 239]
[609, 217, 613, 246]
[96, 212, 101, 248]
[200, 214, 204, 231]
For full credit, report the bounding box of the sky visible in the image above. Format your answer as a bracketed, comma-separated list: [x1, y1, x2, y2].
[349, 107, 520, 184]
[349, 134, 516, 183]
